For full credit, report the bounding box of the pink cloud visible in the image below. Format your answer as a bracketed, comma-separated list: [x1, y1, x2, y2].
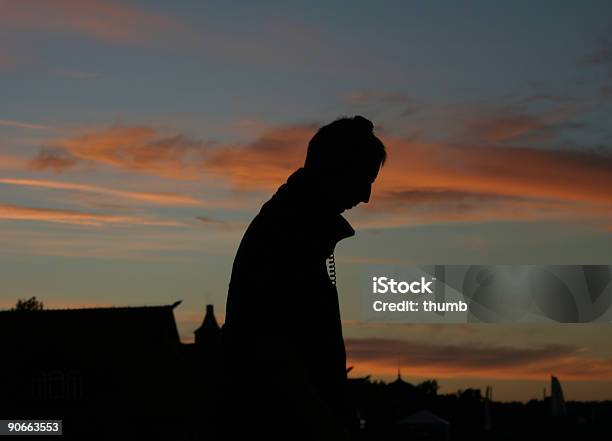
[0, 178, 214, 207]
[25, 119, 612, 230]
[204, 123, 315, 188]
[33, 125, 213, 179]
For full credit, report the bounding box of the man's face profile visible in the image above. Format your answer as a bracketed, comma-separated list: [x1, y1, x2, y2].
[304, 116, 386, 214]
[330, 157, 381, 213]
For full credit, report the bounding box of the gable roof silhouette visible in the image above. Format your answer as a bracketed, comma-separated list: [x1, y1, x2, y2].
[0, 304, 181, 351]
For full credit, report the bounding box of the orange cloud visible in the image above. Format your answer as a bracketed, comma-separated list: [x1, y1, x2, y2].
[0, 203, 184, 227]
[1, 0, 183, 43]
[374, 139, 612, 205]
[33, 123, 312, 185]
[202, 123, 612, 209]
[28, 149, 81, 173]
[29, 120, 612, 229]
[348, 138, 612, 229]
[204, 123, 315, 188]
[346, 337, 612, 381]
[34, 125, 212, 179]
[0, 154, 28, 170]
[202, 127, 612, 228]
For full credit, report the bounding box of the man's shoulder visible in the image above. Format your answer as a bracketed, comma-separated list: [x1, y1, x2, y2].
[234, 201, 302, 262]
[248, 194, 304, 237]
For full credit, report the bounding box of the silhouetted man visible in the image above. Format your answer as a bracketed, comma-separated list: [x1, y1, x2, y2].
[221, 116, 386, 440]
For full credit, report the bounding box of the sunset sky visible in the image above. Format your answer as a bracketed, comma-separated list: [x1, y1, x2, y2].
[2, 0, 612, 401]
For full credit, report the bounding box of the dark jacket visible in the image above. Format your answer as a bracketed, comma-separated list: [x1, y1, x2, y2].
[221, 167, 355, 440]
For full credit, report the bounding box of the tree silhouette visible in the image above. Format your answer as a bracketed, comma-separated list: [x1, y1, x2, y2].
[457, 388, 483, 402]
[417, 379, 439, 396]
[13, 296, 44, 311]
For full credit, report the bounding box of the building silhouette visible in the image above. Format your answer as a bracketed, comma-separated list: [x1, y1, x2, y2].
[0, 302, 221, 440]
[1, 303, 610, 440]
[194, 304, 221, 348]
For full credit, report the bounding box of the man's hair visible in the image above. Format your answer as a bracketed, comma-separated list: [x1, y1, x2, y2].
[304, 115, 387, 173]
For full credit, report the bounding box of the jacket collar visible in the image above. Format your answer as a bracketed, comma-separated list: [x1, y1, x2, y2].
[271, 168, 355, 253]
[327, 209, 356, 246]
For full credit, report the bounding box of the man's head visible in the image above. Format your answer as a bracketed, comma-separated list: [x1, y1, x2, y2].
[304, 115, 386, 213]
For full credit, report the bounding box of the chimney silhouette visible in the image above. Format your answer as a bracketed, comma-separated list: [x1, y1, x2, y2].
[194, 304, 221, 346]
